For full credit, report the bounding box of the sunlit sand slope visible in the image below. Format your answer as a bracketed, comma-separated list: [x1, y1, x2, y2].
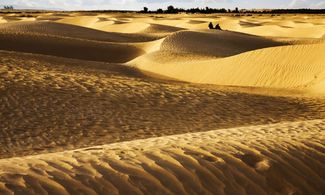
[218, 15, 325, 38]
[1, 51, 325, 158]
[57, 15, 151, 33]
[0, 120, 324, 194]
[0, 21, 161, 42]
[132, 42, 325, 93]
[239, 24, 325, 39]
[0, 17, 6, 24]
[141, 24, 186, 34]
[160, 30, 285, 57]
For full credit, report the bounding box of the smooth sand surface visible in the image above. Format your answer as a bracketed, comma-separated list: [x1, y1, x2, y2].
[0, 12, 324, 194]
[0, 21, 162, 42]
[131, 41, 325, 92]
[0, 32, 144, 63]
[159, 30, 286, 57]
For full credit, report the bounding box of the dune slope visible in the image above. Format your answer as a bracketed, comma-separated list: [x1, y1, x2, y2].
[0, 32, 144, 63]
[57, 16, 151, 33]
[141, 23, 186, 34]
[131, 42, 325, 93]
[1, 51, 325, 158]
[0, 119, 324, 194]
[0, 21, 162, 43]
[159, 30, 285, 57]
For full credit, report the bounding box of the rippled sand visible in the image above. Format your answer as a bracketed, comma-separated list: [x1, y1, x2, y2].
[0, 12, 324, 194]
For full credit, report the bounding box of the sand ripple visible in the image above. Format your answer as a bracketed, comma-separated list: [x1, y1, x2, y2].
[0, 120, 324, 194]
[1, 51, 325, 159]
[0, 13, 324, 194]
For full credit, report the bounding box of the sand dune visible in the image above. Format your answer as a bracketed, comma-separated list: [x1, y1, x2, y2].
[0, 12, 324, 194]
[1, 16, 22, 22]
[141, 24, 186, 34]
[35, 15, 63, 21]
[239, 24, 325, 39]
[159, 30, 285, 57]
[0, 17, 6, 24]
[134, 38, 165, 53]
[0, 32, 144, 63]
[1, 50, 325, 158]
[57, 15, 152, 33]
[308, 74, 325, 93]
[57, 15, 99, 28]
[94, 22, 151, 33]
[0, 21, 161, 43]
[218, 15, 325, 38]
[0, 119, 324, 194]
[132, 41, 325, 93]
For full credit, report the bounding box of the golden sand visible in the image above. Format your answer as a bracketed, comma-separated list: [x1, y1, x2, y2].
[0, 12, 324, 194]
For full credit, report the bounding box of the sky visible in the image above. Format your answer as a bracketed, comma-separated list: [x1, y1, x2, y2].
[1, 0, 325, 11]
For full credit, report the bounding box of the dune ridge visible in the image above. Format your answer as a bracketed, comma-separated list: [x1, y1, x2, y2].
[0, 119, 324, 194]
[0, 21, 163, 43]
[218, 15, 325, 38]
[140, 23, 186, 34]
[237, 24, 325, 39]
[159, 30, 285, 57]
[131, 40, 325, 93]
[57, 16, 151, 33]
[0, 32, 144, 63]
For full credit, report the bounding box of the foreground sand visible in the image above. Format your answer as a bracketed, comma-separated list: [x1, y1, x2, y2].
[0, 12, 324, 194]
[0, 120, 324, 194]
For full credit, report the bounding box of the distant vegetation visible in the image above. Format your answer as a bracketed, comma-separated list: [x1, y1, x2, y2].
[140, 6, 325, 14]
[140, 6, 236, 14]
[3, 5, 14, 10]
[262, 9, 325, 14]
[0, 5, 324, 14]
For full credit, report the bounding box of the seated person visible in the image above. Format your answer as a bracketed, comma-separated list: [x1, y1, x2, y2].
[215, 24, 222, 30]
[208, 22, 214, 29]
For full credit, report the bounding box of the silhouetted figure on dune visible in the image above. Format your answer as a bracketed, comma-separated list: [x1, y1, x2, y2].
[215, 23, 222, 30]
[208, 22, 222, 30]
[208, 22, 214, 29]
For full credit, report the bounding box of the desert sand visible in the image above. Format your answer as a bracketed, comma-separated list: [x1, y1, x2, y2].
[0, 12, 324, 194]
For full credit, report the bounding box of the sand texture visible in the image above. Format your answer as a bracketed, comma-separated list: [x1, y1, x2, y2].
[0, 12, 324, 194]
[0, 120, 324, 195]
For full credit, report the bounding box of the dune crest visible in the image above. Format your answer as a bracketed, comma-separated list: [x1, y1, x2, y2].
[0, 21, 162, 43]
[57, 16, 151, 33]
[159, 30, 285, 57]
[0, 32, 145, 63]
